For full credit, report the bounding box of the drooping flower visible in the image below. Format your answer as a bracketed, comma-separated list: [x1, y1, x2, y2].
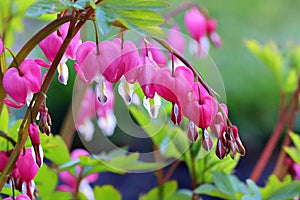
[0, 151, 9, 172]
[3, 59, 42, 108]
[210, 103, 228, 138]
[16, 148, 39, 183]
[184, 7, 207, 42]
[184, 82, 218, 129]
[153, 66, 194, 125]
[75, 40, 122, 83]
[141, 42, 167, 67]
[206, 18, 222, 47]
[37, 22, 82, 85]
[3, 194, 31, 200]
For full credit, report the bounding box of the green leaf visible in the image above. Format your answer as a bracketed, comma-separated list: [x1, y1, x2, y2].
[289, 131, 300, 152]
[195, 184, 233, 199]
[139, 181, 177, 200]
[285, 146, 300, 164]
[96, 6, 115, 35]
[72, 0, 89, 9]
[269, 181, 300, 200]
[94, 185, 121, 200]
[34, 164, 58, 198]
[212, 172, 236, 198]
[0, 105, 9, 131]
[100, 0, 169, 11]
[245, 40, 283, 85]
[260, 175, 293, 199]
[115, 9, 165, 36]
[26, 0, 72, 17]
[41, 134, 71, 165]
[245, 179, 261, 199]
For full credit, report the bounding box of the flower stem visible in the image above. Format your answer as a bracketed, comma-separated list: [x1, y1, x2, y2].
[0, 11, 91, 190]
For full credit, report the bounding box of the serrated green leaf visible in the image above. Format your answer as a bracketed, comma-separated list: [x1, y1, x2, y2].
[0, 105, 9, 131]
[94, 185, 121, 200]
[41, 134, 71, 165]
[260, 175, 293, 199]
[100, 0, 169, 11]
[26, 0, 72, 17]
[96, 6, 115, 35]
[269, 181, 300, 200]
[139, 181, 177, 200]
[245, 179, 261, 199]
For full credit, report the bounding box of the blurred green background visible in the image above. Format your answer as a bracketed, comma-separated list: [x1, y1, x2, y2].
[7, 0, 300, 189]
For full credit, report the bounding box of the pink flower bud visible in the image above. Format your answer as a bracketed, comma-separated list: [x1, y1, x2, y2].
[3, 194, 31, 200]
[168, 25, 186, 55]
[206, 18, 217, 34]
[0, 151, 9, 171]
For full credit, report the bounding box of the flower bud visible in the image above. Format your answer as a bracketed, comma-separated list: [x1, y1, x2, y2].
[202, 129, 213, 152]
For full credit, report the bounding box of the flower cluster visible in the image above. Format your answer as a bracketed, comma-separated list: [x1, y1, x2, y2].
[0, 148, 39, 199]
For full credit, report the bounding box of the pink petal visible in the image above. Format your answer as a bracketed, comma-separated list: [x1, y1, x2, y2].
[59, 171, 77, 189]
[3, 68, 28, 104]
[35, 58, 51, 68]
[16, 148, 39, 182]
[0, 151, 9, 171]
[39, 32, 63, 62]
[20, 59, 42, 92]
[2, 98, 25, 108]
[184, 7, 207, 41]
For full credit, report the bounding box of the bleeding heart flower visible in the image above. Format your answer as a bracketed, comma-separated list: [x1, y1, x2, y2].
[153, 66, 194, 125]
[3, 59, 42, 108]
[141, 42, 167, 67]
[211, 103, 228, 138]
[112, 38, 140, 83]
[185, 82, 218, 129]
[3, 194, 31, 200]
[0, 151, 9, 172]
[16, 148, 39, 182]
[184, 7, 207, 42]
[37, 22, 81, 85]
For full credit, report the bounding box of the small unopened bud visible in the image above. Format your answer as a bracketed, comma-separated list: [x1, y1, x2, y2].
[202, 129, 213, 152]
[216, 138, 226, 160]
[187, 121, 198, 142]
[38, 103, 52, 136]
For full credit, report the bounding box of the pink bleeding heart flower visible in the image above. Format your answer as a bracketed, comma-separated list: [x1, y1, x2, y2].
[3, 59, 41, 108]
[185, 82, 218, 129]
[206, 18, 222, 47]
[37, 22, 81, 85]
[74, 41, 98, 83]
[138, 52, 160, 99]
[29, 123, 43, 167]
[16, 148, 39, 182]
[75, 40, 122, 83]
[168, 25, 186, 55]
[0, 38, 3, 55]
[184, 7, 207, 42]
[112, 38, 140, 83]
[153, 66, 194, 125]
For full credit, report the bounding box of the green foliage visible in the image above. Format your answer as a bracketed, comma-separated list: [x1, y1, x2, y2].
[245, 40, 300, 93]
[0, 105, 8, 131]
[40, 134, 71, 165]
[26, 0, 73, 17]
[139, 181, 177, 200]
[94, 185, 121, 200]
[97, 0, 167, 36]
[285, 131, 300, 164]
[34, 164, 72, 199]
[0, 0, 36, 46]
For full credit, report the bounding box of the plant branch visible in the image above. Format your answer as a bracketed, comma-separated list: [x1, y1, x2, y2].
[0, 131, 16, 146]
[0, 11, 91, 190]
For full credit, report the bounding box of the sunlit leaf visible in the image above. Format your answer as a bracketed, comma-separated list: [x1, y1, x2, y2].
[0, 105, 9, 131]
[94, 185, 121, 200]
[95, 6, 115, 35]
[100, 0, 169, 11]
[139, 181, 177, 200]
[268, 181, 300, 200]
[26, 0, 72, 17]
